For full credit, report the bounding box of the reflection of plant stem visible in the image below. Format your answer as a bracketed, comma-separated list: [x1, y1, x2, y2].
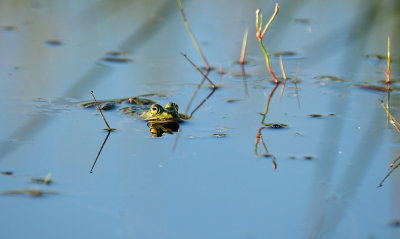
[189, 88, 216, 118]
[90, 91, 113, 131]
[294, 61, 301, 108]
[261, 83, 280, 125]
[241, 64, 249, 96]
[256, 5, 280, 83]
[378, 100, 400, 187]
[184, 76, 207, 115]
[255, 126, 277, 170]
[240, 28, 249, 65]
[90, 130, 111, 174]
[279, 55, 287, 99]
[380, 99, 400, 133]
[378, 155, 400, 188]
[177, 0, 210, 70]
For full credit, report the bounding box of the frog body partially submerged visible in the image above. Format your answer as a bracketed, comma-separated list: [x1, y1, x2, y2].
[82, 96, 189, 123]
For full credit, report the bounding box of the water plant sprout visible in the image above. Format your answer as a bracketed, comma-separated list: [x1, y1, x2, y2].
[256, 4, 280, 83]
[239, 28, 249, 65]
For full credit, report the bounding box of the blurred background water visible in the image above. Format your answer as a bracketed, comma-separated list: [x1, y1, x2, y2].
[1, 0, 400, 238]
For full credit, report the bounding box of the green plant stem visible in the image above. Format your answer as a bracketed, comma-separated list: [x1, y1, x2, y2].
[259, 40, 280, 83]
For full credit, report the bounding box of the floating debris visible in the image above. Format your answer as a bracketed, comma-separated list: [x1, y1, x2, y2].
[273, 51, 297, 57]
[2, 25, 17, 31]
[212, 133, 228, 138]
[100, 51, 133, 64]
[1, 171, 13, 176]
[308, 114, 323, 118]
[294, 18, 310, 24]
[389, 219, 400, 227]
[44, 40, 62, 47]
[263, 123, 288, 129]
[259, 153, 274, 158]
[315, 75, 346, 82]
[366, 54, 388, 61]
[31, 173, 52, 185]
[308, 113, 334, 118]
[357, 84, 388, 92]
[226, 99, 242, 103]
[1, 189, 58, 197]
[304, 156, 315, 160]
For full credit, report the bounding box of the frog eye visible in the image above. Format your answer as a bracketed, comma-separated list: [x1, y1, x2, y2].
[172, 103, 179, 112]
[150, 104, 160, 116]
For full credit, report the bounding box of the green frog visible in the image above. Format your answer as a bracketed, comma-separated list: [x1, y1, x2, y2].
[82, 96, 189, 137]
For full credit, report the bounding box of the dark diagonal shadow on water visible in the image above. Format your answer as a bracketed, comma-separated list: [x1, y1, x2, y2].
[305, 0, 399, 238]
[0, 0, 176, 161]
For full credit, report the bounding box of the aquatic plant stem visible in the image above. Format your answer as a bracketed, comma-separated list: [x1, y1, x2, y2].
[386, 36, 391, 85]
[386, 36, 391, 126]
[177, 0, 210, 70]
[90, 91, 112, 131]
[256, 4, 280, 83]
[378, 155, 400, 187]
[240, 28, 249, 65]
[181, 53, 216, 89]
[279, 55, 287, 99]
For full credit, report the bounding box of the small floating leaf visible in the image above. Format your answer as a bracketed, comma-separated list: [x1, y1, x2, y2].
[44, 40, 62, 46]
[366, 54, 387, 61]
[212, 133, 228, 138]
[31, 172, 52, 185]
[226, 99, 242, 103]
[304, 156, 315, 160]
[294, 18, 310, 23]
[100, 51, 133, 64]
[273, 51, 297, 57]
[1, 171, 13, 176]
[1, 189, 58, 197]
[315, 75, 346, 82]
[357, 84, 388, 92]
[2, 25, 17, 31]
[101, 57, 133, 63]
[263, 123, 288, 128]
[259, 153, 274, 158]
[308, 114, 323, 118]
[389, 219, 400, 227]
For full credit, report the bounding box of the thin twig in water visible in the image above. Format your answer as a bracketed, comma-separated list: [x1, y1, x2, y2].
[181, 53, 216, 89]
[177, 0, 210, 70]
[90, 91, 112, 131]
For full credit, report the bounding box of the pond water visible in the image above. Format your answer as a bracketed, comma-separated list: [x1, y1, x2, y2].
[1, 0, 400, 238]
